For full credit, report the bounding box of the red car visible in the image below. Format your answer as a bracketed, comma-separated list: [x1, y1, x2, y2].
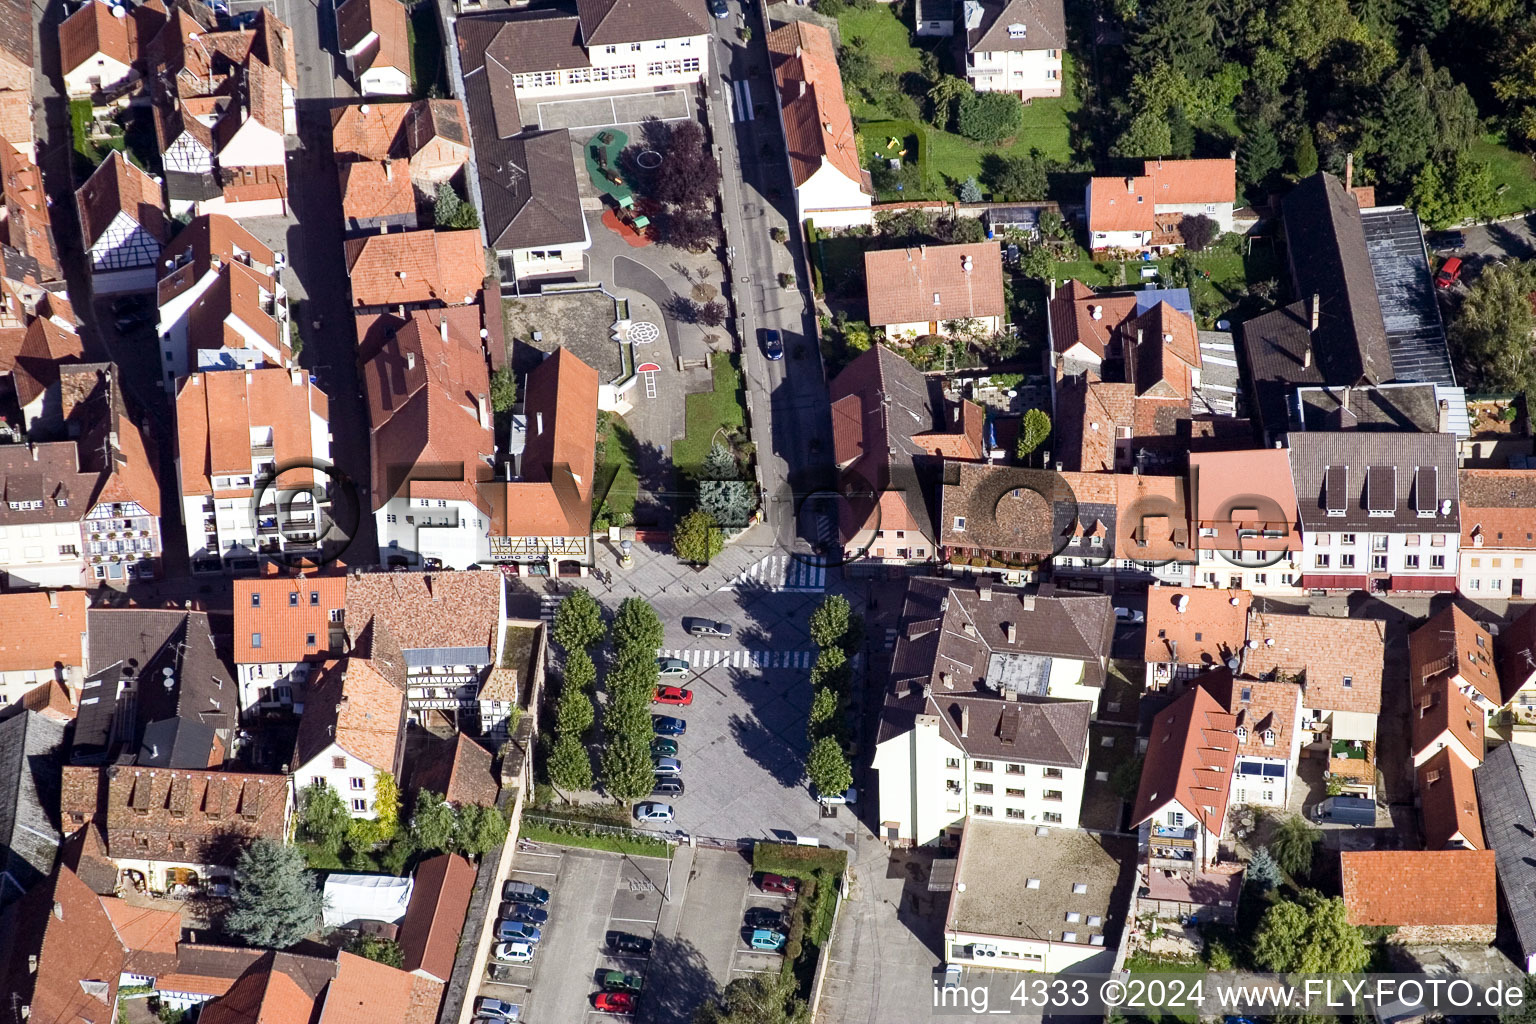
[1435, 256, 1463, 289]
[755, 872, 799, 895]
[594, 991, 635, 1013]
[652, 685, 694, 706]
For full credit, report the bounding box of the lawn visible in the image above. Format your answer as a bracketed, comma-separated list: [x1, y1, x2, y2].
[1047, 242, 1283, 326]
[593, 412, 640, 519]
[672, 354, 747, 482]
[408, 1, 448, 99]
[70, 99, 125, 178]
[520, 819, 672, 858]
[839, 3, 1079, 197]
[1472, 133, 1536, 218]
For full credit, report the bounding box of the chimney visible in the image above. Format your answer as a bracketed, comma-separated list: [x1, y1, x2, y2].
[1049, 278, 1056, 300]
[536, 411, 544, 435]
[1003, 687, 1017, 702]
[1125, 177, 1135, 194]
[47, 592, 57, 609]
[1005, 622, 1017, 644]
[1345, 152, 1354, 192]
[1303, 346, 1312, 368]
[978, 581, 992, 602]
[406, 350, 416, 371]
[1020, 594, 1035, 612]
[960, 706, 970, 737]
[1340, 387, 1350, 412]
[963, 621, 977, 637]
[1438, 399, 1451, 433]
[477, 392, 489, 430]
[384, 161, 393, 181]
[441, 317, 449, 342]
[940, 671, 954, 690]
[799, 79, 806, 97]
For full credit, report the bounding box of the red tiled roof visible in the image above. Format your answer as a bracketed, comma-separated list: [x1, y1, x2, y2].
[175, 369, 325, 497]
[1244, 611, 1385, 716]
[1340, 850, 1495, 927]
[491, 347, 599, 538]
[101, 897, 181, 976]
[0, 590, 88, 673]
[397, 853, 475, 983]
[1131, 685, 1237, 836]
[1143, 586, 1249, 667]
[1418, 746, 1484, 850]
[1088, 174, 1154, 233]
[77, 151, 166, 248]
[1460, 468, 1536, 550]
[200, 961, 319, 1024]
[344, 229, 484, 307]
[343, 570, 503, 652]
[1114, 473, 1192, 563]
[321, 949, 440, 1024]
[336, 0, 410, 77]
[339, 159, 416, 221]
[864, 243, 1005, 327]
[1047, 280, 1139, 360]
[233, 575, 348, 663]
[1142, 158, 1237, 205]
[1410, 604, 1502, 706]
[0, 865, 124, 1024]
[20, 678, 75, 722]
[0, 137, 60, 282]
[1126, 301, 1200, 399]
[1200, 669, 1302, 759]
[1189, 449, 1298, 553]
[1411, 672, 1484, 763]
[766, 21, 865, 193]
[293, 645, 406, 774]
[60, 0, 134, 77]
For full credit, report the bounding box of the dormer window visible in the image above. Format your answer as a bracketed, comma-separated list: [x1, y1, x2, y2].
[1007, 22, 1026, 37]
[1262, 729, 1276, 746]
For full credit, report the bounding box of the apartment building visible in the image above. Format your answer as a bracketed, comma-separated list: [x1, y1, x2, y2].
[1459, 469, 1536, 599]
[231, 575, 348, 718]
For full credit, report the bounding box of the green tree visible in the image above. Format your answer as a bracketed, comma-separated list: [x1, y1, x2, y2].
[927, 75, 972, 129]
[298, 783, 350, 856]
[984, 152, 1050, 201]
[699, 480, 757, 528]
[1109, 754, 1143, 802]
[807, 687, 841, 743]
[547, 733, 595, 791]
[1113, 109, 1173, 159]
[674, 508, 724, 564]
[1252, 892, 1369, 973]
[1408, 152, 1497, 228]
[702, 442, 739, 481]
[612, 597, 665, 656]
[224, 839, 322, 949]
[409, 789, 458, 855]
[553, 590, 605, 652]
[808, 594, 851, 650]
[555, 682, 596, 737]
[563, 647, 597, 692]
[806, 736, 853, 797]
[1268, 813, 1321, 877]
[433, 182, 480, 230]
[489, 367, 517, 413]
[347, 935, 404, 967]
[1128, 0, 1216, 77]
[1293, 125, 1318, 177]
[1166, 104, 1195, 157]
[456, 803, 511, 856]
[959, 177, 983, 202]
[1450, 261, 1536, 396]
[1180, 214, 1219, 252]
[954, 92, 1024, 144]
[1016, 408, 1050, 461]
[372, 772, 401, 841]
[1247, 847, 1282, 891]
[1238, 117, 1282, 195]
[378, 836, 414, 875]
[694, 969, 808, 1024]
[810, 645, 851, 693]
[1020, 245, 1055, 280]
[602, 731, 658, 803]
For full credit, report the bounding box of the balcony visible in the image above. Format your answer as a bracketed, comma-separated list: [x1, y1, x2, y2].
[250, 444, 275, 458]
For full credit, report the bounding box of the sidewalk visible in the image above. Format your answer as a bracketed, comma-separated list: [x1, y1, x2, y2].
[582, 525, 800, 599]
[656, 841, 695, 938]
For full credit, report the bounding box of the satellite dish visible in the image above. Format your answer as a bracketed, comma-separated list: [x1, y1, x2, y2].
[111, 4, 126, 16]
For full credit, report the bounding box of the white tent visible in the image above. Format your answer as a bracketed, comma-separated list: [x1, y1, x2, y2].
[323, 873, 414, 927]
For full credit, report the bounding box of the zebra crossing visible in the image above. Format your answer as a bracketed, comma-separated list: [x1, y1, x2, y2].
[727, 78, 755, 123]
[717, 555, 826, 593]
[657, 648, 816, 670]
[539, 593, 560, 627]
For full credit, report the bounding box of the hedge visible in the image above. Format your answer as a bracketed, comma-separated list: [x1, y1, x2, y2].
[804, 220, 825, 298]
[752, 842, 848, 879]
[520, 820, 672, 858]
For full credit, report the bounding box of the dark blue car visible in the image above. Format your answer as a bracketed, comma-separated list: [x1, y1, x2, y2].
[653, 714, 686, 736]
[710, 0, 728, 16]
[762, 328, 783, 361]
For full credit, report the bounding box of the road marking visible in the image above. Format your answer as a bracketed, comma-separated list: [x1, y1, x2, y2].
[539, 593, 559, 626]
[509, 868, 559, 877]
[608, 916, 657, 924]
[517, 850, 561, 860]
[656, 648, 814, 668]
[730, 79, 754, 122]
[717, 554, 826, 593]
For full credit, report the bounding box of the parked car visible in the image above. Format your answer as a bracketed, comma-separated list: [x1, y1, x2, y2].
[815, 786, 857, 806]
[686, 618, 733, 638]
[1427, 230, 1466, 251]
[652, 756, 682, 777]
[634, 801, 674, 823]
[744, 907, 783, 931]
[651, 777, 685, 797]
[1114, 607, 1146, 623]
[1435, 256, 1463, 288]
[110, 294, 151, 316]
[750, 929, 787, 951]
[651, 737, 679, 757]
[761, 328, 784, 361]
[653, 685, 693, 706]
[499, 902, 549, 924]
[755, 873, 798, 895]
[607, 931, 654, 956]
[493, 941, 535, 963]
[657, 657, 690, 676]
[594, 991, 636, 1014]
[708, 0, 728, 16]
[114, 313, 155, 333]
[502, 880, 551, 905]
[602, 970, 644, 992]
[474, 997, 521, 1021]
[495, 919, 542, 943]
[652, 714, 686, 736]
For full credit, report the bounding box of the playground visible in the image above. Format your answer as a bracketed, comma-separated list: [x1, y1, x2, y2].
[585, 128, 655, 247]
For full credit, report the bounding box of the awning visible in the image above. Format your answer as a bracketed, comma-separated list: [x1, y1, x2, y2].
[1300, 574, 1369, 591]
[1391, 574, 1457, 592]
[1330, 710, 1376, 742]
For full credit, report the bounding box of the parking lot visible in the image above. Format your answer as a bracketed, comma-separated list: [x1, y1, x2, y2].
[477, 844, 800, 1022]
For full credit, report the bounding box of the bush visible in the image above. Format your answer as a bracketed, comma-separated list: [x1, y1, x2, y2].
[954, 92, 1024, 144]
[778, 272, 795, 289]
[520, 818, 671, 857]
[751, 842, 848, 879]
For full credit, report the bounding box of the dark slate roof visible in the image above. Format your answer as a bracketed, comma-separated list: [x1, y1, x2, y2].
[1238, 299, 1321, 438]
[457, 15, 587, 254]
[77, 610, 234, 766]
[1287, 431, 1460, 532]
[1360, 207, 1455, 387]
[0, 0, 31, 72]
[1296, 384, 1440, 433]
[1280, 173, 1392, 387]
[1474, 742, 1536, 962]
[0, 711, 66, 904]
[137, 718, 218, 769]
[963, 0, 1067, 53]
[576, 0, 708, 45]
[926, 691, 1091, 765]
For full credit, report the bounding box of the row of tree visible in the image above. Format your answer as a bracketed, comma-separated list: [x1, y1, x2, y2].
[601, 598, 671, 803]
[804, 596, 859, 799]
[547, 589, 605, 792]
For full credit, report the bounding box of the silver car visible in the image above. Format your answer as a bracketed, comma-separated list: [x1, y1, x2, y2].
[653, 756, 682, 777]
[635, 801, 674, 823]
[657, 657, 690, 676]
